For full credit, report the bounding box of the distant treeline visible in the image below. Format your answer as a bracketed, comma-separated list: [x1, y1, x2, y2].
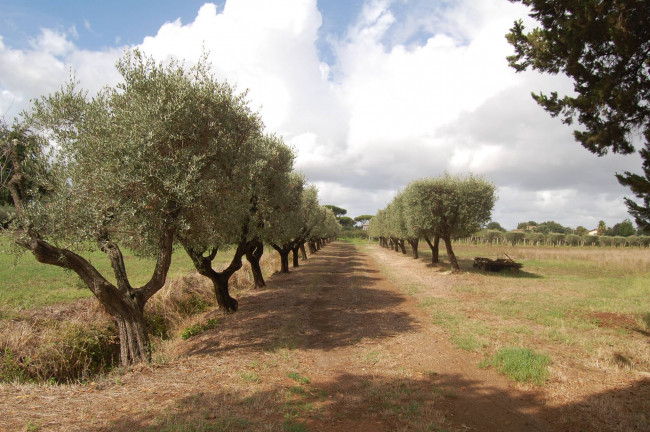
[461, 229, 650, 247]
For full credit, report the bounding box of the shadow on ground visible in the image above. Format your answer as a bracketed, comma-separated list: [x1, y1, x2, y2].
[96, 242, 648, 432]
[182, 242, 419, 356]
[98, 370, 650, 432]
[378, 244, 543, 278]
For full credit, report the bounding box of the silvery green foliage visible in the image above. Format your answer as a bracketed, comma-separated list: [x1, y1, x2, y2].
[309, 206, 340, 242]
[265, 173, 307, 246]
[367, 208, 386, 239]
[24, 49, 263, 256]
[402, 174, 496, 240]
[382, 193, 416, 241]
[244, 134, 295, 242]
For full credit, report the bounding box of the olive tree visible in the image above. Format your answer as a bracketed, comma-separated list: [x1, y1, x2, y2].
[402, 174, 496, 273]
[383, 198, 407, 254]
[385, 193, 422, 258]
[179, 132, 295, 307]
[268, 177, 310, 273]
[403, 182, 442, 263]
[308, 206, 341, 251]
[1, 50, 257, 365]
[368, 209, 388, 248]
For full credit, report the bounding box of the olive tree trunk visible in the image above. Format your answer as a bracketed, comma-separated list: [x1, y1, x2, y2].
[182, 243, 241, 312]
[272, 243, 291, 273]
[245, 240, 266, 288]
[407, 238, 419, 259]
[442, 235, 460, 273]
[19, 229, 174, 366]
[424, 234, 440, 264]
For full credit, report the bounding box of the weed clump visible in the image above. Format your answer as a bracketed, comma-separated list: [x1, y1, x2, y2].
[181, 318, 219, 340]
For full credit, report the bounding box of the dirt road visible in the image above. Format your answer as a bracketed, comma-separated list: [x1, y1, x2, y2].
[1, 242, 556, 431]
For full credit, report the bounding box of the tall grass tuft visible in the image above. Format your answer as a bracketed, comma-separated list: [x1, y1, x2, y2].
[481, 347, 550, 386]
[0, 249, 279, 383]
[0, 299, 118, 383]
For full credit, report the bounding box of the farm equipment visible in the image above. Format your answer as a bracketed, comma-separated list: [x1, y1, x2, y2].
[473, 253, 523, 272]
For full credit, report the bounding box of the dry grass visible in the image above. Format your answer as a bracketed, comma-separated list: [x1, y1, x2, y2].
[0, 298, 118, 383]
[359, 241, 650, 430]
[365, 244, 650, 369]
[455, 243, 650, 275]
[0, 249, 281, 384]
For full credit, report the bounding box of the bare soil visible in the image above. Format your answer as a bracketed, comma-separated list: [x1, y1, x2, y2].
[1, 242, 648, 431]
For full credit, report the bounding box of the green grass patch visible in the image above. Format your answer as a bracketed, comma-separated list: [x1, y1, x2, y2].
[180, 318, 219, 340]
[287, 385, 308, 396]
[287, 372, 310, 385]
[405, 284, 420, 295]
[418, 298, 437, 308]
[481, 347, 550, 386]
[450, 334, 484, 352]
[239, 370, 261, 384]
[363, 350, 382, 364]
[282, 418, 308, 432]
[0, 235, 203, 309]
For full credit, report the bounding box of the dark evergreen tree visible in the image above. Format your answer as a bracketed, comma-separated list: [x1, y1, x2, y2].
[507, 0, 650, 232]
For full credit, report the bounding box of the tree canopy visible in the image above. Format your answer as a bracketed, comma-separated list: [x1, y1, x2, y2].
[486, 221, 506, 232]
[323, 204, 347, 219]
[354, 214, 374, 223]
[506, 0, 650, 232]
[373, 174, 496, 272]
[0, 50, 296, 365]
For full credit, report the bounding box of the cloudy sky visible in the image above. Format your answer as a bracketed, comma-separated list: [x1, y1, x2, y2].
[0, 0, 643, 230]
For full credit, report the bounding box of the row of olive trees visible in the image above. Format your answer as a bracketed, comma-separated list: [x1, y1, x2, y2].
[464, 230, 650, 248]
[0, 50, 339, 366]
[369, 174, 497, 273]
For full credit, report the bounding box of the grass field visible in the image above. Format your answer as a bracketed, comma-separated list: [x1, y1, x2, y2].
[361, 241, 650, 385]
[0, 234, 227, 310]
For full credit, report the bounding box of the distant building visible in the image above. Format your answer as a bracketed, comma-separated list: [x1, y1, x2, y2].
[362, 222, 370, 231]
[588, 229, 599, 236]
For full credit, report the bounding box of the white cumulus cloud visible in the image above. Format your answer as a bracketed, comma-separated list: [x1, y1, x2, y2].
[0, 0, 643, 229]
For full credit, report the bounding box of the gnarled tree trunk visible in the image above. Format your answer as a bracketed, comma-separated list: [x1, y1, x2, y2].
[442, 235, 460, 273]
[182, 243, 241, 312]
[245, 240, 266, 288]
[424, 234, 440, 264]
[398, 239, 406, 254]
[20, 229, 174, 366]
[407, 238, 419, 259]
[272, 243, 291, 273]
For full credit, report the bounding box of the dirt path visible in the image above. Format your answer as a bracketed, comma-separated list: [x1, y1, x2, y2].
[1, 242, 554, 432]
